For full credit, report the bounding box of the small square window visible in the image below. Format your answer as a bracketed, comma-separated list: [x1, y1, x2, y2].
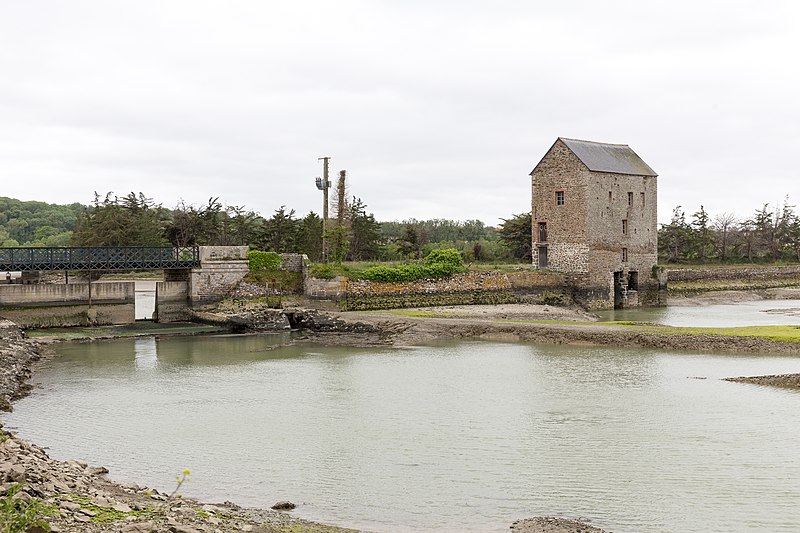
[621, 248, 628, 262]
[555, 191, 565, 206]
[627, 192, 633, 205]
[622, 219, 628, 235]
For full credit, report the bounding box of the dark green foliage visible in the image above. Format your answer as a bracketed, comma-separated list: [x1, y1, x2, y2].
[498, 212, 532, 260]
[72, 192, 169, 246]
[0, 483, 52, 532]
[258, 206, 299, 253]
[295, 212, 323, 261]
[658, 199, 800, 263]
[248, 250, 282, 271]
[0, 196, 83, 246]
[166, 198, 264, 247]
[380, 218, 496, 243]
[347, 197, 381, 261]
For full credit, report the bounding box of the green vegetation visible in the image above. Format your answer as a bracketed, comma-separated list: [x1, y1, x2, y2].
[0, 196, 83, 247]
[621, 323, 800, 342]
[359, 248, 465, 282]
[244, 270, 304, 292]
[248, 250, 282, 271]
[64, 495, 154, 523]
[0, 484, 54, 533]
[660, 199, 800, 264]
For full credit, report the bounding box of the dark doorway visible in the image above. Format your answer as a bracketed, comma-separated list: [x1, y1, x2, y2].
[537, 246, 548, 268]
[613, 271, 624, 309]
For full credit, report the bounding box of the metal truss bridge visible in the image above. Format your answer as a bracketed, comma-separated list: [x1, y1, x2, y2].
[0, 246, 200, 272]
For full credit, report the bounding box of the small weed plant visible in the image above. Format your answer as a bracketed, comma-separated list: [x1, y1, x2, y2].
[0, 483, 52, 533]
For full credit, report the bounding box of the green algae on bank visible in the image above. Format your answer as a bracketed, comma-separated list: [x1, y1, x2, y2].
[620, 323, 800, 342]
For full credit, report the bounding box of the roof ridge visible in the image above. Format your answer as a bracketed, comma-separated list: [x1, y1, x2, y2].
[558, 136, 630, 148]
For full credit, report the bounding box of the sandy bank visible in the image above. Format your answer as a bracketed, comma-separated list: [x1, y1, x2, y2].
[331, 303, 800, 354]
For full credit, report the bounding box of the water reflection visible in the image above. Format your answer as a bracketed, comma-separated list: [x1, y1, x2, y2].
[134, 337, 158, 370]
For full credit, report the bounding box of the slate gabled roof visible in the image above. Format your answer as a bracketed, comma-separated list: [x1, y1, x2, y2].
[532, 137, 657, 177]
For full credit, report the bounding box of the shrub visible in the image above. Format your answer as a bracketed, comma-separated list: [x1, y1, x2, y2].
[359, 249, 465, 282]
[248, 250, 282, 271]
[425, 248, 464, 268]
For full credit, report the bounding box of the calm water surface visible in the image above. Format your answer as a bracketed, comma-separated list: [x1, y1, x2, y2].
[5, 335, 800, 532]
[596, 299, 800, 327]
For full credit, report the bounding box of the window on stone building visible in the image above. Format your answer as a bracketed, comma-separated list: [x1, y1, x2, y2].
[627, 192, 633, 205]
[537, 222, 547, 242]
[622, 219, 628, 235]
[628, 271, 639, 291]
[621, 248, 628, 262]
[555, 191, 565, 206]
[608, 191, 612, 201]
[641, 192, 645, 207]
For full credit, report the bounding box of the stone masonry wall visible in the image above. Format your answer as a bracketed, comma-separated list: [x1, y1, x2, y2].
[530, 139, 659, 309]
[279, 253, 308, 273]
[189, 246, 249, 307]
[548, 243, 590, 274]
[340, 271, 566, 311]
[667, 265, 800, 282]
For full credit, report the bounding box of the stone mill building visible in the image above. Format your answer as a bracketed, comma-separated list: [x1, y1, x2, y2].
[530, 137, 665, 309]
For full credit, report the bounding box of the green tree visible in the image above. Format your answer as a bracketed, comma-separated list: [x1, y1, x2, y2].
[295, 212, 323, 261]
[689, 205, 713, 261]
[498, 212, 532, 260]
[347, 197, 381, 261]
[259, 206, 299, 252]
[752, 203, 778, 261]
[658, 206, 691, 263]
[72, 192, 169, 246]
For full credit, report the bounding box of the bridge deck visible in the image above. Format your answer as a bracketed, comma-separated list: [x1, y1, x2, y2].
[0, 246, 200, 272]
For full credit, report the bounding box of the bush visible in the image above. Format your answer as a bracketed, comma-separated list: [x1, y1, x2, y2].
[248, 250, 282, 271]
[425, 248, 464, 268]
[359, 248, 465, 282]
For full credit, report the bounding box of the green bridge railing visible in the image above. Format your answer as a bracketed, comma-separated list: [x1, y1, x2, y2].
[0, 246, 200, 272]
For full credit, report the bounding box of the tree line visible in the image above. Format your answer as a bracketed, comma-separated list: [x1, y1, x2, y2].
[1, 192, 535, 263]
[659, 199, 800, 263]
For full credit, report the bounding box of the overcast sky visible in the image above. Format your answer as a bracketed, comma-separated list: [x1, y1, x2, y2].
[1, 1, 798, 226]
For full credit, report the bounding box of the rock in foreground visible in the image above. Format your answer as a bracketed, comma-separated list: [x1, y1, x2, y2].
[511, 516, 610, 533]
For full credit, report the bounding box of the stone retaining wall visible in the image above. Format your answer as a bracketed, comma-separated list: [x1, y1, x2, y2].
[667, 265, 800, 282]
[0, 282, 135, 327]
[331, 271, 567, 311]
[189, 246, 249, 307]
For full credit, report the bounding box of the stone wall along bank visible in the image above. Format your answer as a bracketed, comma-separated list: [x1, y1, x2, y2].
[189, 246, 249, 307]
[308, 270, 567, 311]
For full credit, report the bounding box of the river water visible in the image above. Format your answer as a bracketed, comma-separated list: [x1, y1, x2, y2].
[5, 335, 800, 532]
